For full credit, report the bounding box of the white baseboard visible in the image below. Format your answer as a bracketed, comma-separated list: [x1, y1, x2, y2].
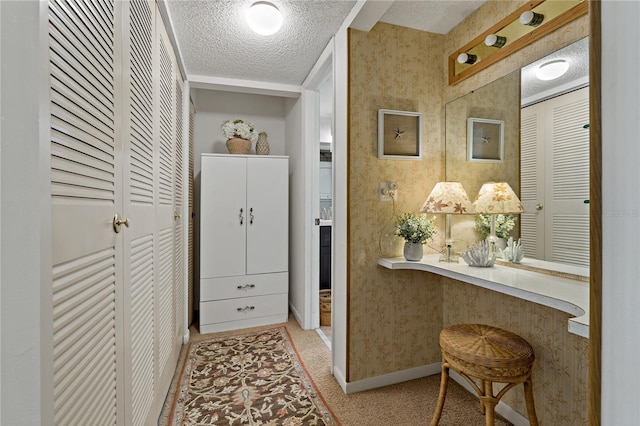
[342, 363, 441, 395]
[289, 303, 305, 329]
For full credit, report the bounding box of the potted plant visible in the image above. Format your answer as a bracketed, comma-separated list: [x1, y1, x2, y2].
[396, 212, 437, 261]
[475, 213, 516, 251]
[220, 119, 259, 154]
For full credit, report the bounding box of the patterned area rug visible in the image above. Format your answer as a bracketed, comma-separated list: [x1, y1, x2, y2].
[169, 327, 339, 425]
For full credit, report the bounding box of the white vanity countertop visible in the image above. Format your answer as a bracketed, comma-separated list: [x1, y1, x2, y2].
[378, 254, 589, 338]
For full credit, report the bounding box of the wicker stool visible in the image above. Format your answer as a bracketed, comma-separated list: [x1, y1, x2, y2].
[430, 324, 538, 426]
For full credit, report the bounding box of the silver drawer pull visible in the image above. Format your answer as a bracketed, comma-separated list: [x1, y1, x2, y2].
[237, 284, 256, 291]
[237, 306, 255, 313]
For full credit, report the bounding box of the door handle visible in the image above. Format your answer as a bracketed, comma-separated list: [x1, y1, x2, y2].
[249, 207, 254, 225]
[113, 213, 130, 233]
[239, 208, 244, 225]
[174, 212, 181, 220]
[535, 204, 544, 211]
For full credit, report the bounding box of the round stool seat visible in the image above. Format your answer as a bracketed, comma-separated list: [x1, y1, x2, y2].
[439, 323, 535, 381]
[430, 324, 538, 426]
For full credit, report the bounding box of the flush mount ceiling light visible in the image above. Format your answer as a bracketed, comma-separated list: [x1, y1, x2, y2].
[246, 1, 283, 36]
[536, 59, 570, 80]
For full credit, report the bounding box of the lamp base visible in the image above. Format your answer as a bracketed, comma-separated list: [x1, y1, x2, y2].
[439, 245, 459, 263]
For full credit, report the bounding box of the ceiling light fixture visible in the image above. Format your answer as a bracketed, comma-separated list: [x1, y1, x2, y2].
[536, 59, 569, 80]
[246, 1, 283, 36]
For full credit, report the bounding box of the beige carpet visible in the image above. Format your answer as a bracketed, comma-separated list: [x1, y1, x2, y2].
[159, 315, 512, 425]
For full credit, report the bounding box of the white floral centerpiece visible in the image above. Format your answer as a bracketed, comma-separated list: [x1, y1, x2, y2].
[220, 119, 259, 143]
[475, 213, 516, 239]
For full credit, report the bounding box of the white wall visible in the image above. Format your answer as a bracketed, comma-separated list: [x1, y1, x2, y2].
[1, 1, 51, 423]
[192, 89, 288, 306]
[601, 1, 640, 423]
[284, 96, 306, 325]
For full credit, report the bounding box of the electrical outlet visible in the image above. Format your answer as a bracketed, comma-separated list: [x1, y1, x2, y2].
[379, 181, 398, 202]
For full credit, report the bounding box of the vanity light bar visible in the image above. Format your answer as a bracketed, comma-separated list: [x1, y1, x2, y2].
[448, 0, 587, 86]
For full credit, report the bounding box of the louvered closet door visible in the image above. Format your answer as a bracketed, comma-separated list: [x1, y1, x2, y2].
[49, 0, 125, 424]
[156, 10, 180, 391]
[173, 75, 185, 340]
[545, 87, 590, 267]
[520, 105, 545, 259]
[188, 101, 195, 326]
[122, 1, 157, 424]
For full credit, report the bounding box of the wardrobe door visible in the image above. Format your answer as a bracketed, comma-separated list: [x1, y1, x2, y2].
[122, 0, 157, 424]
[246, 157, 289, 275]
[200, 155, 247, 279]
[49, 0, 125, 424]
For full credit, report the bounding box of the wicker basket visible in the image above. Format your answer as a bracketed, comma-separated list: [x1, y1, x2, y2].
[319, 289, 331, 326]
[226, 137, 251, 154]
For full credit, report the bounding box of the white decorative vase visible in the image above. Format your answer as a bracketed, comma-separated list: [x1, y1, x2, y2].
[255, 131, 270, 155]
[403, 242, 423, 261]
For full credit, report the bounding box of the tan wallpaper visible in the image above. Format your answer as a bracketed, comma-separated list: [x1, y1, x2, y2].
[348, 22, 446, 380]
[348, 1, 589, 423]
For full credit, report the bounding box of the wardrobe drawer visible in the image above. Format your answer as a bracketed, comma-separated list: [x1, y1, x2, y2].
[200, 293, 288, 325]
[200, 272, 287, 302]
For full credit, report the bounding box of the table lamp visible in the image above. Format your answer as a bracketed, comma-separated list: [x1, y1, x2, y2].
[420, 182, 475, 263]
[472, 182, 525, 256]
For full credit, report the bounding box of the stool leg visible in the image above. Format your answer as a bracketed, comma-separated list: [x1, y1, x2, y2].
[523, 375, 539, 426]
[479, 380, 486, 414]
[430, 358, 450, 426]
[482, 380, 497, 426]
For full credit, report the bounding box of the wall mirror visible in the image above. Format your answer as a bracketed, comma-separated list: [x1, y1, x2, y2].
[445, 37, 589, 276]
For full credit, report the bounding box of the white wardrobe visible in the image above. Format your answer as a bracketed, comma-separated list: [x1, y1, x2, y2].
[48, 0, 187, 424]
[200, 154, 289, 333]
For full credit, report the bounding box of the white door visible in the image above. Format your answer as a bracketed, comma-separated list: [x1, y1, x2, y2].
[246, 157, 289, 275]
[122, 0, 157, 424]
[545, 88, 590, 266]
[200, 155, 247, 278]
[49, 0, 125, 423]
[520, 87, 590, 267]
[173, 75, 185, 342]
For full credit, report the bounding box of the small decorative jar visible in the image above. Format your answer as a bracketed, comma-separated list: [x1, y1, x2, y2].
[255, 131, 270, 155]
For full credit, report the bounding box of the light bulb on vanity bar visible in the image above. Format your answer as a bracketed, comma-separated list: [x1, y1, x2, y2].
[485, 34, 507, 48]
[457, 53, 477, 65]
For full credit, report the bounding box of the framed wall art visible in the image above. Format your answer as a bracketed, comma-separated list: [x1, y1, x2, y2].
[467, 117, 504, 163]
[377, 109, 422, 159]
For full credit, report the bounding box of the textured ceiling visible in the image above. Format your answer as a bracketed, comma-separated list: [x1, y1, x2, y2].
[521, 37, 589, 104]
[164, 0, 486, 86]
[380, 0, 487, 34]
[165, 0, 357, 85]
